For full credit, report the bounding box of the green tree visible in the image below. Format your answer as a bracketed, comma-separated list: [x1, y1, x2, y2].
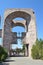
[39, 39, 43, 59]
[22, 44, 25, 56]
[31, 39, 43, 59]
[0, 46, 8, 62]
[16, 48, 21, 55]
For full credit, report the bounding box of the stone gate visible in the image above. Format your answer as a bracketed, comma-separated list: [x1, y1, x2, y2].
[0, 8, 37, 58]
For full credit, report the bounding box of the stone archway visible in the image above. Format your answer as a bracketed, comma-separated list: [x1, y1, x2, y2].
[2, 9, 37, 58]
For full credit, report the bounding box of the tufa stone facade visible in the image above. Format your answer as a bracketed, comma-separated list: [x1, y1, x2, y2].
[0, 8, 37, 58]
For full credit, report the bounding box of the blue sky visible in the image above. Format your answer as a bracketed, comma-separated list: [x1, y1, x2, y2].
[0, 0, 43, 48]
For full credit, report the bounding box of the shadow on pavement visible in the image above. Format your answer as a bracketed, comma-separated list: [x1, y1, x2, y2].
[0, 63, 9, 65]
[4, 59, 15, 62]
[10, 55, 27, 57]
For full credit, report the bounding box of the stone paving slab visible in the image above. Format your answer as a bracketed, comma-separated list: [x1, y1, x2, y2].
[0, 57, 43, 65]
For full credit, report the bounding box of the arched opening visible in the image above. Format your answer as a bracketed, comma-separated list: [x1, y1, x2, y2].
[9, 16, 28, 57]
[10, 26, 26, 57]
[13, 17, 24, 21]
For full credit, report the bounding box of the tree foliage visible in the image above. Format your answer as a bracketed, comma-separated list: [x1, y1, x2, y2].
[31, 39, 43, 59]
[15, 48, 21, 55]
[0, 46, 8, 62]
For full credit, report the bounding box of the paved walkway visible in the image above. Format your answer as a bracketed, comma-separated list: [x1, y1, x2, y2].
[0, 57, 43, 65]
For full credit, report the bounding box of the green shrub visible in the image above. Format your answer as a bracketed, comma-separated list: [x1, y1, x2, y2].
[31, 39, 43, 59]
[31, 45, 40, 59]
[0, 46, 8, 62]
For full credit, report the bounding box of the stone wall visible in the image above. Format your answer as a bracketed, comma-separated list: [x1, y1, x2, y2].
[2, 8, 37, 58]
